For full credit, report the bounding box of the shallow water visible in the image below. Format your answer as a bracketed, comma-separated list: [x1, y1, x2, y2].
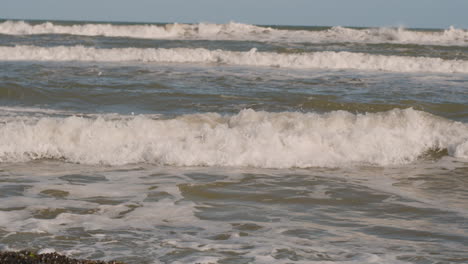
[1, 161, 468, 264]
[0, 20, 467, 263]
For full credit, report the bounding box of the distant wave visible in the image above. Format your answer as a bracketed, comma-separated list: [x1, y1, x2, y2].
[1, 21, 468, 46]
[0, 108, 467, 167]
[1, 45, 468, 73]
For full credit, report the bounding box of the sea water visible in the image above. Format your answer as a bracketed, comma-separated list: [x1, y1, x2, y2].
[0, 20, 467, 264]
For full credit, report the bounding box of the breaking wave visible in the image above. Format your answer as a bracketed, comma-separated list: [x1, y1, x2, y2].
[1, 21, 467, 46]
[0, 108, 467, 167]
[1, 45, 467, 73]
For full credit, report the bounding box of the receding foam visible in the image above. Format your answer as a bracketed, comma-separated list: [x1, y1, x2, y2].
[0, 108, 466, 167]
[1, 45, 468, 73]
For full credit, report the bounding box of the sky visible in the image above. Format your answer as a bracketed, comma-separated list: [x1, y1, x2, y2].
[1, 0, 468, 29]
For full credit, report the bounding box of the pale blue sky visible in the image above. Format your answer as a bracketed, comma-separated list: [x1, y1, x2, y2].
[1, 0, 467, 29]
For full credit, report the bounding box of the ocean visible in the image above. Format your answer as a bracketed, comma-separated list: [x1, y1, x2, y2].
[0, 20, 467, 264]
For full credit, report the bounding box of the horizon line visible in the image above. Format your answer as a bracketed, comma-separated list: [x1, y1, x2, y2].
[0, 16, 455, 31]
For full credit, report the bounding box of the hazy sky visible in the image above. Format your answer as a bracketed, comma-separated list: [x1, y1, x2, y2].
[1, 0, 468, 28]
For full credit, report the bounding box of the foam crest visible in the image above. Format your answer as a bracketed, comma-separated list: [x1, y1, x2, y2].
[1, 45, 468, 73]
[0, 20, 268, 40]
[0, 109, 466, 167]
[325, 26, 468, 46]
[1, 21, 467, 46]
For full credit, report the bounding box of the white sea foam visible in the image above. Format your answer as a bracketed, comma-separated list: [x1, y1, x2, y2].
[37, 248, 56, 254]
[0, 106, 76, 116]
[1, 21, 467, 46]
[1, 45, 468, 73]
[0, 108, 466, 168]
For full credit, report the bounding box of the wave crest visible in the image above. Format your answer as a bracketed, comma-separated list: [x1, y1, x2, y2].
[1, 45, 467, 73]
[0, 20, 269, 40]
[1, 21, 467, 46]
[0, 108, 467, 167]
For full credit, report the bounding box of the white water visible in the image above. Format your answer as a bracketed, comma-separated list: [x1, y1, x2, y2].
[1, 21, 468, 46]
[0, 164, 421, 264]
[1, 45, 468, 73]
[0, 108, 466, 167]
